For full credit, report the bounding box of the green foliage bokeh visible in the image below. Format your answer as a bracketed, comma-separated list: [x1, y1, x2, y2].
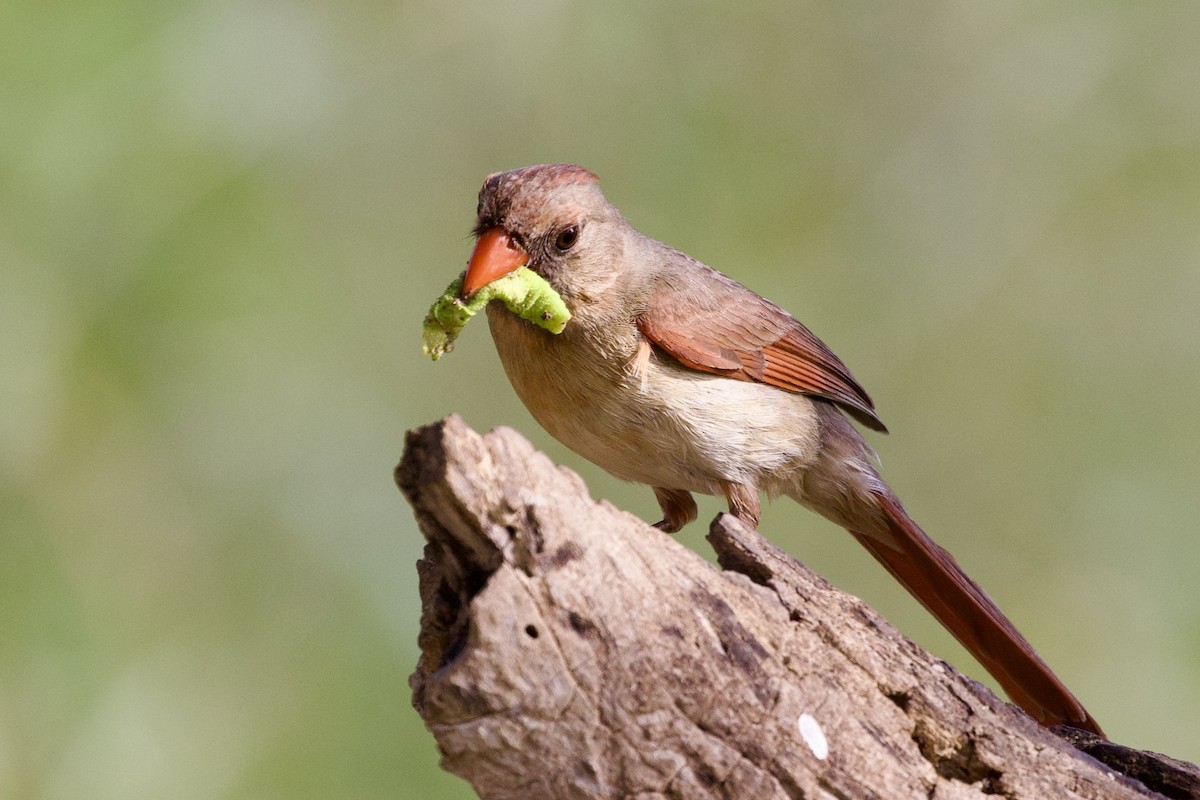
[3, 2, 1199, 797]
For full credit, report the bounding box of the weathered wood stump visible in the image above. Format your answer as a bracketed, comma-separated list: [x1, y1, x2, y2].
[397, 415, 1197, 800]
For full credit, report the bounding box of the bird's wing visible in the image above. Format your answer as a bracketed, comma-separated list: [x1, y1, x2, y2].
[636, 265, 887, 432]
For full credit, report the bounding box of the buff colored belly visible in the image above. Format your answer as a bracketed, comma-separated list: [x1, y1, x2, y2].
[486, 307, 823, 498]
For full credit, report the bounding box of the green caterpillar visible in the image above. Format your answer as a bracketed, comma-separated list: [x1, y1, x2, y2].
[422, 267, 572, 360]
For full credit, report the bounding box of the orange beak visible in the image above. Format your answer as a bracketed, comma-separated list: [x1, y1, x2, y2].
[462, 227, 529, 298]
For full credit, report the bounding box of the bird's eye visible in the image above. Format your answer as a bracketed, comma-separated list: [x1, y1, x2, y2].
[554, 225, 580, 252]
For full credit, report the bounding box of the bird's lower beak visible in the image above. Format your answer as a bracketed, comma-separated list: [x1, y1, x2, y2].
[462, 228, 529, 298]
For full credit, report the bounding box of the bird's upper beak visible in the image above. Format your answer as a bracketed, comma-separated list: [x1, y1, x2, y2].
[462, 227, 529, 298]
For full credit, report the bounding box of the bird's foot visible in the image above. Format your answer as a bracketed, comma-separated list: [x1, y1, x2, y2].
[721, 481, 761, 529]
[651, 487, 697, 534]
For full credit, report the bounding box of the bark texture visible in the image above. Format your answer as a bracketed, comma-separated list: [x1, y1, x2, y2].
[396, 415, 1194, 800]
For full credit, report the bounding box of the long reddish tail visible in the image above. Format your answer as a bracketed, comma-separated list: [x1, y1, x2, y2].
[851, 491, 1102, 734]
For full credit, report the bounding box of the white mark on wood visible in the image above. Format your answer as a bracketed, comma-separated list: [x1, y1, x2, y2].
[694, 610, 721, 652]
[798, 713, 828, 760]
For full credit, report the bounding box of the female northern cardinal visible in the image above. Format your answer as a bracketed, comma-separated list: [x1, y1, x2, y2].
[460, 163, 1101, 734]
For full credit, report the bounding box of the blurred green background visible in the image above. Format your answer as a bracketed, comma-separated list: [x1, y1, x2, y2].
[3, 2, 1199, 797]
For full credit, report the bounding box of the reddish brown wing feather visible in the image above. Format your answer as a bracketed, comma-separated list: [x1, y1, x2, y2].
[856, 492, 1102, 733]
[637, 272, 888, 432]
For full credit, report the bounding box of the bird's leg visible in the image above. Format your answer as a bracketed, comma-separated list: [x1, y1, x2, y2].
[652, 487, 698, 533]
[721, 481, 761, 529]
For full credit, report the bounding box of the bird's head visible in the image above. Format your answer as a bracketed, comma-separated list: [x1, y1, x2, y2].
[464, 164, 632, 315]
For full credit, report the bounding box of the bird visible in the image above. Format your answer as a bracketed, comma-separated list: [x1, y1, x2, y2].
[458, 162, 1101, 735]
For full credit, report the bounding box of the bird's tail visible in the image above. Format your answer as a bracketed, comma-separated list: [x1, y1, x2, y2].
[848, 490, 1102, 734]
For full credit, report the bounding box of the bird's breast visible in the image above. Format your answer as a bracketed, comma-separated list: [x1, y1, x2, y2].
[485, 304, 823, 496]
